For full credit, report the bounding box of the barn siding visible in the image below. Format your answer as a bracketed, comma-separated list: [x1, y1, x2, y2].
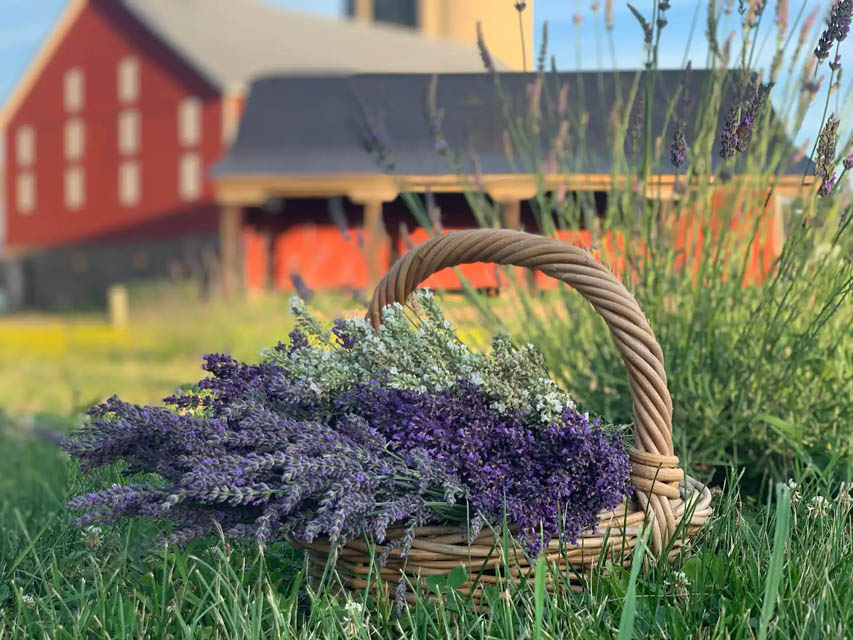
[3, 0, 222, 251]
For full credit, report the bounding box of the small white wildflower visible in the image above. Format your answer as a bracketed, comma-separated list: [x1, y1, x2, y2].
[342, 598, 366, 637]
[664, 570, 691, 598]
[344, 600, 364, 616]
[470, 372, 484, 385]
[838, 482, 851, 510]
[83, 525, 103, 551]
[21, 593, 37, 609]
[787, 479, 801, 506]
[672, 570, 689, 586]
[807, 495, 829, 518]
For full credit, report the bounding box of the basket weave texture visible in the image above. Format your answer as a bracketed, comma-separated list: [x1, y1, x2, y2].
[298, 229, 713, 596]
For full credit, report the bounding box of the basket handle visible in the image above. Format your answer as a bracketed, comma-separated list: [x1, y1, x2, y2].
[367, 229, 684, 554]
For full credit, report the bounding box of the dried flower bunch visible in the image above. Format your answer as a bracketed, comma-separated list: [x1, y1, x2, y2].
[65, 291, 632, 560]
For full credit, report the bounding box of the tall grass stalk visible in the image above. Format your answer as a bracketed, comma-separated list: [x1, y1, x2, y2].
[758, 482, 792, 640]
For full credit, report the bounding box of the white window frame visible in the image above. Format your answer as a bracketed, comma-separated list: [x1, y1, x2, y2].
[16, 125, 35, 166]
[117, 109, 140, 155]
[16, 172, 35, 214]
[178, 152, 202, 201]
[64, 118, 85, 161]
[119, 161, 140, 207]
[64, 67, 84, 112]
[178, 97, 202, 147]
[117, 56, 140, 103]
[64, 166, 85, 211]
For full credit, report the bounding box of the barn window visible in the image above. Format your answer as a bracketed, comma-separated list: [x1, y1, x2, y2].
[16, 172, 35, 214]
[117, 57, 140, 103]
[118, 110, 140, 155]
[15, 125, 35, 166]
[64, 119, 85, 161]
[64, 67, 84, 112]
[64, 166, 85, 211]
[178, 152, 201, 201]
[119, 161, 140, 206]
[178, 97, 202, 147]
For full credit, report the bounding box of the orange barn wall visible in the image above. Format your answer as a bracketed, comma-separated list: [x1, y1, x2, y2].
[242, 190, 785, 295]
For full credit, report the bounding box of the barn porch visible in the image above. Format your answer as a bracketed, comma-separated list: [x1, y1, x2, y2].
[211, 71, 814, 298]
[214, 171, 809, 298]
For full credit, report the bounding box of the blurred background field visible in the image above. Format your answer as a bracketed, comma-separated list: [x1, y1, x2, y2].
[0, 284, 502, 417]
[0, 286, 338, 416]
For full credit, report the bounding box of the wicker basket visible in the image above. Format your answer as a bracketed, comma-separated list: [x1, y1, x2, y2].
[296, 228, 713, 600]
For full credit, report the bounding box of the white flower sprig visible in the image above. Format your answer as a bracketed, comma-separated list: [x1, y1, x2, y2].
[264, 290, 575, 427]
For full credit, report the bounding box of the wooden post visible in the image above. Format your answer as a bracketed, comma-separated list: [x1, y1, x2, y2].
[500, 199, 521, 230]
[352, 0, 373, 21]
[219, 205, 244, 297]
[363, 199, 386, 292]
[107, 284, 129, 327]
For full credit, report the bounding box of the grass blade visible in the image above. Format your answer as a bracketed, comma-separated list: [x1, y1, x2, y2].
[617, 524, 651, 640]
[533, 551, 546, 640]
[758, 482, 791, 640]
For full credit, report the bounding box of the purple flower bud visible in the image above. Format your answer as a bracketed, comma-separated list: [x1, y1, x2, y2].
[670, 121, 687, 169]
[816, 0, 853, 61]
[289, 273, 314, 303]
[476, 23, 494, 73]
[627, 4, 653, 43]
[815, 114, 840, 197]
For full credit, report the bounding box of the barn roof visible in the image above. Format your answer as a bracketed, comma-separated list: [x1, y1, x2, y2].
[120, 0, 507, 90]
[214, 70, 813, 181]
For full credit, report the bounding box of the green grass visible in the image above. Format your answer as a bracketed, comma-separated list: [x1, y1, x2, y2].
[0, 286, 364, 417]
[3, 417, 853, 638]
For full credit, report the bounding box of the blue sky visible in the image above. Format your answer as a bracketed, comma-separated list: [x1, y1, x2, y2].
[0, 0, 850, 147]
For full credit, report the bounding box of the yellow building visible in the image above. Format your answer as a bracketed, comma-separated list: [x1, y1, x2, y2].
[347, 0, 534, 71]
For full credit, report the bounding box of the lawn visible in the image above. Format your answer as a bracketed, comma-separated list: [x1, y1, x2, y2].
[3, 413, 853, 638]
[1, 282, 851, 638]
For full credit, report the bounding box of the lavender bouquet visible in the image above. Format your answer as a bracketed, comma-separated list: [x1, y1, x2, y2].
[65, 291, 632, 560]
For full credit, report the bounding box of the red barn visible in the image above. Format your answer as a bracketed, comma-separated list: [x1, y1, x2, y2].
[0, 0, 497, 308]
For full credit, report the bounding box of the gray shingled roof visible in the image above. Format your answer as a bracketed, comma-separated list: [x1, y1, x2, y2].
[120, 0, 506, 89]
[214, 70, 813, 177]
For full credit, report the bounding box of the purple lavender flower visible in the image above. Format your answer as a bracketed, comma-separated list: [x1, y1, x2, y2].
[360, 112, 395, 171]
[289, 274, 314, 303]
[816, 114, 840, 197]
[338, 381, 631, 555]
[816, 0, 853, 61]
[328, 197, 350, 241]
[331, 318, 358, 349]
[670, 121, 687, 169]
[719, 74, 774, 158]
[627, 3, 653, 43]
[514, 1, 527, 11]
[424, 75, 449, 155]
[476, 22, 494, 73]
[720, 106, 740, 159]
[66, 328, 631, 563]
[843, 151, 853, 170]
[830, 54, 843, 71]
